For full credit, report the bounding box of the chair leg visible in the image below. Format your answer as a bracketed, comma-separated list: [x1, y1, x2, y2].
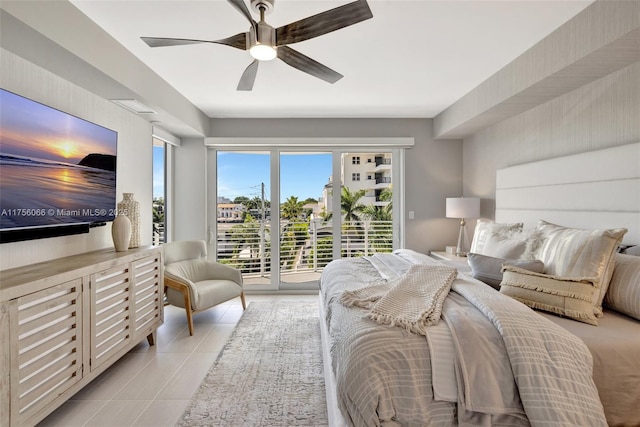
[240, 291, 247, 310]
[179, 285, 195, 336]
[185, 307, 194, 336]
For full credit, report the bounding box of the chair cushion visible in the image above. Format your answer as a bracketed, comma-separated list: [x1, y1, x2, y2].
[165, 257, 243, 311]
[166, 258, 242, 282]
[193, 279, 243, 311]
[165, 277, 242, 311]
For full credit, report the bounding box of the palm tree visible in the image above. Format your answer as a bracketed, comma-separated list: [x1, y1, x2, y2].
[340, 187, 366, 223]
[362, 187, 392, 221]
[338, 187, 366, 257]
[281, 195, 304, 220]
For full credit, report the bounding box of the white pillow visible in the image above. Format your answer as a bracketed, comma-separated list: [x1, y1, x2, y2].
[535, 220, 627, 317]
[470, 219, 523, 256]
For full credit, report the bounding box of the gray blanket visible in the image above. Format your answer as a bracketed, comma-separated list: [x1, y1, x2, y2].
[320, 250, 607, 426]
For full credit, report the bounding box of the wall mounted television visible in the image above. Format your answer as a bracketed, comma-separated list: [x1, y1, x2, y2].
[0, 88, 118, 243]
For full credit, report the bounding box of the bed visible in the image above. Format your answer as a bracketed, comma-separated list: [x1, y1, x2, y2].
[319, 142, 640, 426]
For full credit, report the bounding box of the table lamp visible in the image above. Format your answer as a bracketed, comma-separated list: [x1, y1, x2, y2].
[446, 197, 480, 257]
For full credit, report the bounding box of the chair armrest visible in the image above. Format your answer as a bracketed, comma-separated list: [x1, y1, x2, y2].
[204, 262, 243, 287]
[164, 269, 200, 303]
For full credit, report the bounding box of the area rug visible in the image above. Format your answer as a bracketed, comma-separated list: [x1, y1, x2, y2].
[177, 301, 328, 427]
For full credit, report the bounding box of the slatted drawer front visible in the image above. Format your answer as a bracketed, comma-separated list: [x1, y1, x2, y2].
[13, 280, 82, 425]
[133, 255, 161, 337]
[91, 265, 132, 370]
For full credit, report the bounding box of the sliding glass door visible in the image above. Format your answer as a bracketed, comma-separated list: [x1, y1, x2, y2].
[339, 152, 394, 258]
[215, 151, 271, 287]
[279, 152, 332, 289]
[212, 147, 402, 291]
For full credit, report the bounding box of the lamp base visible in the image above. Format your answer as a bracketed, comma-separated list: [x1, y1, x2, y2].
[455, 218, 469, 258]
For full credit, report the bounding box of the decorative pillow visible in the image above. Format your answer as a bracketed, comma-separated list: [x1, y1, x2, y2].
[604, 254, 640, 320]
[470, 219, 524, 256]
[467, 253, 544, 289]
[535, 220, 627, 317]
[500, 265, 599, 325]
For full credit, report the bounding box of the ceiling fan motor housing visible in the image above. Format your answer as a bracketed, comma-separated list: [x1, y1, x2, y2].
[248, 21, 276, 52]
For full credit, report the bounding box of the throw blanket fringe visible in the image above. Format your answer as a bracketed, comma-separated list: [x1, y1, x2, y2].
[340, 283, 393, 309]
[340, 263, 457, 335]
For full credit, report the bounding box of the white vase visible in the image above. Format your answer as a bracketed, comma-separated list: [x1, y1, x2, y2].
[118, 193, 140, 248]
[112, 214, 131, 252]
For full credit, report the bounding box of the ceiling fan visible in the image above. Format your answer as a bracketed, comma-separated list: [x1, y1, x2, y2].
[141, 0, 373, 91]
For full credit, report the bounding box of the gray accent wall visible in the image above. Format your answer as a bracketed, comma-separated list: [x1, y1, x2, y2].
[463, 62, 640, 220]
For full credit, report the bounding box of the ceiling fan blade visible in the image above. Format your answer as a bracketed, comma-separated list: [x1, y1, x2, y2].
[237, 60, 260, 91]
[277, 46, 343, 84]
[227, 0, 256, 29]
[275, 0, 372, 46]
[141, 33, 247, 50]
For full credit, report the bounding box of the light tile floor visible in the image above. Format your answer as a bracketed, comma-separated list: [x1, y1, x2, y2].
[37, 293, 319, 427]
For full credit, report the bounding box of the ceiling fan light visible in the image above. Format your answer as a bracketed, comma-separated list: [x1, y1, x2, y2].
[250, 44, 277, 61]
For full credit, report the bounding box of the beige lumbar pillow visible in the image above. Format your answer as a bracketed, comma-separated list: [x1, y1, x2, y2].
[500, 265, 599, 325]
[534, 220, 627, 317]
[467, 253, 544, 289]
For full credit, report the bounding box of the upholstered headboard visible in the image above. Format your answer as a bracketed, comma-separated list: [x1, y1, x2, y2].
[495, 142, 640, 245]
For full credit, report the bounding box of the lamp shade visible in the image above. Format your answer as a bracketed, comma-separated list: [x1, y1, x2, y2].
[446, 197, 480, 219]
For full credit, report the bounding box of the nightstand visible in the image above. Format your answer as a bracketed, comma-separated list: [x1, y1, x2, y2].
[430, 251, 471, 272]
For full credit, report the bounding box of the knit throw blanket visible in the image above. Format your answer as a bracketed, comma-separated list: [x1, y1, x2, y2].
[340, 263, 457, 335]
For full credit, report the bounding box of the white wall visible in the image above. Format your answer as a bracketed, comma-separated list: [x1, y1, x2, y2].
[0, 49, 153, 270]
[463, 62, 640, 219]
[172, 138, 208, 241]
[205, 118, 463, 252]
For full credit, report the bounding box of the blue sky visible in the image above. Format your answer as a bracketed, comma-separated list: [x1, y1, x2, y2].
[153, 145, 164, 199]
[217, 152, 332, 203]
[153, 150, 332, 202]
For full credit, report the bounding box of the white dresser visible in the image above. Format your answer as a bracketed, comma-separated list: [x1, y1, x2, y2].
[0, 246, 163, 427]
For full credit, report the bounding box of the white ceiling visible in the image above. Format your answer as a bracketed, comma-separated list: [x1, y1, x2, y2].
[70, 0, 594, 119]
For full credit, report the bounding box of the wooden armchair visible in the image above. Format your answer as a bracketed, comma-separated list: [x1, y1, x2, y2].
[163, 240, 245, 335]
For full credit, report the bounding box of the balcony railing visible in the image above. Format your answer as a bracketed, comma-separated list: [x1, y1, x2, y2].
[152, 223, 165, 246]
[216, 220, 393, 277]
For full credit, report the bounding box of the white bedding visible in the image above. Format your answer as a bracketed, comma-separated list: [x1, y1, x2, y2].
[320, 250, 607, 426]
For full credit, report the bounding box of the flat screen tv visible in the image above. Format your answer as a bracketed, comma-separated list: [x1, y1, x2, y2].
[0, 88, 118, 243]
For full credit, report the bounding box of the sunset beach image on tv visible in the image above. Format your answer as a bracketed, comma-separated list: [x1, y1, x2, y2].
[0, 89, 117, 230]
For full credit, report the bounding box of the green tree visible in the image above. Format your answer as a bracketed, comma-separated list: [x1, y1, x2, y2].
[281, 195, 304, 220]
[233, 196, 250, 205]
[340, 187, 366, 223]
[322, 187, 366, 223]
[152, 197, 165, 223]
[362, 187, 392, 221]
